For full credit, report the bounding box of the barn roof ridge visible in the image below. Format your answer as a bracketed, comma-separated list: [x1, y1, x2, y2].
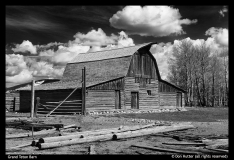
[68, 42, 155, 64]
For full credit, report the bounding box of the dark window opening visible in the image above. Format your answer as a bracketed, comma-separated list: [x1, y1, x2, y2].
[147, 90, 152, 95]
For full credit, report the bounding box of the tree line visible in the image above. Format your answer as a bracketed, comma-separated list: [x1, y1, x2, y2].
[167, 39, 228, 107]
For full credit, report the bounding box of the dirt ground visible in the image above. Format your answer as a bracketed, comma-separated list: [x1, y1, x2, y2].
[5, 107, 228, 155]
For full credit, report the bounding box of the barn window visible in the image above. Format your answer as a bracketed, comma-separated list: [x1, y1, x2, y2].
[147, 90, 152, 95]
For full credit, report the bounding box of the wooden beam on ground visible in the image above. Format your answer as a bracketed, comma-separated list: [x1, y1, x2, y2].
[204, 146, 228, 153]
[131, 144, 202, 154]
[37, 123, 194, 149]
[162, 142, 206, 146]
[6, 124, 77, 139]
[38, 134, 114, 149]
[7, 143, 32, 149]
[201, 139, 228, 147]
[112, 123, 195, 140]
[38, 123, 157, 144]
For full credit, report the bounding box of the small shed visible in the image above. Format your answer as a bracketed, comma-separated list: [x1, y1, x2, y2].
[17, 42, 186, 114]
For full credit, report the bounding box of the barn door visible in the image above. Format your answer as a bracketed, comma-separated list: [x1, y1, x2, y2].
[131, 92, 139, 109]
[176, 92, 182, 107]
[115, 90, 121, 109]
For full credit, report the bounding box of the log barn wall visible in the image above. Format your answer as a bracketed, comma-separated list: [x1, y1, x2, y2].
[159, 92, 177, 106]
[6, 92, 20, 111]
[85, 90, 125, 111]
[19, 89, 82, 112]
[124, 77, 159, 109]
[158, 81, 185, 107]
[86, 78, 125, 111]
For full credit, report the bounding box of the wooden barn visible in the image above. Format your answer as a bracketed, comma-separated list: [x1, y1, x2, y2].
[17, 42, 186, 115]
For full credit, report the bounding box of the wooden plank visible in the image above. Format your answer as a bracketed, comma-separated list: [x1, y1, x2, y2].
[38, 108, 81, 112]
[37, 111, 81, 115]
[6, 124, 77, 139]
[204, 146, 228, 153]
[131, 144, 202, 154]
[202, 139, 228, 148]
[162, 142, 206, 146]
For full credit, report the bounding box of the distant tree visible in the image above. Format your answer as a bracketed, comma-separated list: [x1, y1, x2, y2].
[167, 40, 228, 107]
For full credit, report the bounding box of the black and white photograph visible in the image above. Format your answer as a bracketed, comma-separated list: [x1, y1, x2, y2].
[6, 5, 228, 156]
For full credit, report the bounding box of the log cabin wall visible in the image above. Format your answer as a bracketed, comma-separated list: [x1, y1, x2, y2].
[124, 77, 159, 109]
[86, 77, 125, 111]
[19, 89, 82, 112]
[85, 90, 124, 111]
[6, 91, 20, 111]
[158, 81, 184, 107]
[159, 92, 177, 106]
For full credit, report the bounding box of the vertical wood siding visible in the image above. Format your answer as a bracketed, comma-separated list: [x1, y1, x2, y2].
[127, 51, 157, 79]
[87, 78, 124, 90]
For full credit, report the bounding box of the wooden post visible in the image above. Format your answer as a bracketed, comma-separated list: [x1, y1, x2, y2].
[13, 97, 16, 112]
[34, 97, 40, 118]
[30, 80, 35, 118]
[82, 67, 86, 116]
[81, 69, 84, 115]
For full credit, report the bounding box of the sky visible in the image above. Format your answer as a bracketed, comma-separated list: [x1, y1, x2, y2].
[6, 5, 229, 85]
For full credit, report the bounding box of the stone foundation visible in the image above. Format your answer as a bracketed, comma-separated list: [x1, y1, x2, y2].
[85, 107, 187, 116]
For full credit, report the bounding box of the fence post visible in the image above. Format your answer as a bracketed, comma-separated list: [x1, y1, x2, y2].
[83, 67, 86, 116]
[13, 97, 16, 112]
[34, 97, 40, 117]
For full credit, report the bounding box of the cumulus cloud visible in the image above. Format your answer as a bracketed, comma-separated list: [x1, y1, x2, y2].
[6, 28, 136, 83]
[150, 42, 174, 80]
[29, 61, 65, 78]
[51, 44, 90, 64]
[219, 6, 228, 17]
[117, 31, 134, 47]
[6, 54, 27, 76]
[109, 6, 197, 37]
[12, 40, 37, 54]
[205, 27, 228, 47]
[77, 29, 135, 52]
[6, 69, 33, 84]
[37, 42, 64, 49]
[73, 28, 118, 46]
[6, 54, 65, 84]
[39, 49, 55, 57]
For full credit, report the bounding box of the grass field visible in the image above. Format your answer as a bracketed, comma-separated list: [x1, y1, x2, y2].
[109, 107, 228, 122]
